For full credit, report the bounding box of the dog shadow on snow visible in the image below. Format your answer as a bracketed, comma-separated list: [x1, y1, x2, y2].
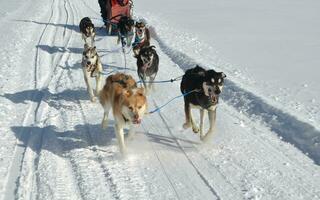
[36, 44, 119, 55]
[11, 123, 119, 158]
[14, 19, 109, 37]
[1, 88, 90, 110]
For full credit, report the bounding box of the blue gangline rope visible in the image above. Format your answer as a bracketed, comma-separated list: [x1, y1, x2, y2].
[148, 89, 197, 114]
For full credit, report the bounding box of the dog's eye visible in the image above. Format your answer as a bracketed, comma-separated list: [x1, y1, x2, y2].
[211, 78, 215, 83]
[138, 106, 142, 109]
[91, 56, 94, 58]
[85, 56, 88, 59]
[129, 106, 133, 111]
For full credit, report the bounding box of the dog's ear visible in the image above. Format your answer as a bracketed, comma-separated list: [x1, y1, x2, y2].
[220, 72, 226, 78]
[150, 45, 156, 50]
[122, 89, 131, 98]
[136, 87, 145, 96]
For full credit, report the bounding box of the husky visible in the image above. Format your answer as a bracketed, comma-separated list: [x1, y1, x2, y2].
[117, 16, 135, 47]
[136, 46, 159, 92]
[180, 65, 226, 141]
[99, 73, 147, 153]
[82, 45, 103, 102]
[132, 21, 150, 57]
[79, 17, 96, 46]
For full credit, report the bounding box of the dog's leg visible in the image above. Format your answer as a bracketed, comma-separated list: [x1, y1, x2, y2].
[115, 123, 126, 154]
[200, 108, 217, 142]
[190, 109, 199, 133]
[199, 109, 205, 136]
[117, 35, 121, 45]
[101, 103, 111, 129]
[91, 36, 95, 47]
[183, 102, 192, 129]
[95, 73, 102, 96]
[127, 35, 133, 47]
[149, 74, 156, 91]
[83, 70, 95, 102]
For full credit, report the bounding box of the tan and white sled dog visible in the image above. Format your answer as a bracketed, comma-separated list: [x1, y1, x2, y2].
[82, 45, 103, 102]
[99, 73, 147, 153]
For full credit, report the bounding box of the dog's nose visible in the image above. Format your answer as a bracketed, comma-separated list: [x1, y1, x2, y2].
[133, 114, 139, 120]
[215, 89, 221, 95]
[87, 61, 91, 65]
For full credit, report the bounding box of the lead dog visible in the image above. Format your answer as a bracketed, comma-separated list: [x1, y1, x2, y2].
[180, 65, 226, 141]
[82, 45, 103, 102]
[99, 73, 147, 153]
[136, 46, 159, 92]
[132, 21, 150, 57]
[79, 17, 96, 47]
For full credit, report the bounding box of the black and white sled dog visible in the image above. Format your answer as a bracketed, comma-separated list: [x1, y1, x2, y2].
[180, 65, 226, 141]
[136, 46, 159, 92]
[132, 21, 150, 57]
[79, 17, 96, 47]
[117, 16, 135, 47]
[82, 44, 103, 102]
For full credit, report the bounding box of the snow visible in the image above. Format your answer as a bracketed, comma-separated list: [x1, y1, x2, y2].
[0, 0, 319, 199]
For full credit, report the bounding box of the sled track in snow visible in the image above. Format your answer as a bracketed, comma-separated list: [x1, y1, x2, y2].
[4, 0, 78, 199]
[152, 101, 221, 200]
[149, 26, 320, 165]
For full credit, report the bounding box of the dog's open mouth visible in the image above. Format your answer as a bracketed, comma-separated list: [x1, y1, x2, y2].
[86, 64, 94, 72]
[209, 95, 219, 104]
[133, 119, 142, 124]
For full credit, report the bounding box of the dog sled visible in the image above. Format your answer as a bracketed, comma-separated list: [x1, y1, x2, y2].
[98, 0, 133, 35]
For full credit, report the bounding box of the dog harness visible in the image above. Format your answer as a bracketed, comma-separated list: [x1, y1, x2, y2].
[132, 35, 146, 48]
[85, 58, 99, 77]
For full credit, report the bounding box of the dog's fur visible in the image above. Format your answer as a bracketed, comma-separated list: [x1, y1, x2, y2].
[180, 65, 226, 141]
[79, 17, 96, 47]
[82, 45, 103, 102]
[99, 73, 147, 153]
[136, 46, 159, 92]
[132, 21, 150, 57]
[117, 16, 135, 47]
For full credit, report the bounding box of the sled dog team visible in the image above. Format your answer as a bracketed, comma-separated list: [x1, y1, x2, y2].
[79, 16, 226, 153]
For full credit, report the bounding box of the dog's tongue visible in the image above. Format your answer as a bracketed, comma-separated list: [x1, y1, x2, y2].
[134, 119, 142, 124]
[210, 95, 218, 104]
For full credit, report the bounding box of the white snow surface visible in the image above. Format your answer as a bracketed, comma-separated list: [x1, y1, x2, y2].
[0, 0, 319, 200]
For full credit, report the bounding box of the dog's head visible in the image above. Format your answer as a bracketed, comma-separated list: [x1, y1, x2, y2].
[121, 88, 147, 124]
[82, 46, 98, 69]
[135, 21, 146, 38]
[85, 24, 95, 37]
[139, 46, 156, 64]
[120, 16, 135, 32]
[200, 66, 226, 104]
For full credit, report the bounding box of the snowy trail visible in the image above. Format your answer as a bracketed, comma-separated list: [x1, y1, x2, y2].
[0, 0, 319, 200]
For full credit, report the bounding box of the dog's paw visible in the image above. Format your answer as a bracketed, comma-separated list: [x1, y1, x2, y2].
[183, 123, 191, 129]
[90, 96, 96, 102]
[192, 126, 200, 134]
[101, 121, 108, 129]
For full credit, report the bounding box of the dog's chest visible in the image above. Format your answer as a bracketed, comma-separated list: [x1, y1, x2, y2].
[188, 93, 217, 110]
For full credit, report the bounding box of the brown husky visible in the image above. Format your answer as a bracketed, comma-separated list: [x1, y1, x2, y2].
[99, 73, 147, 153]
